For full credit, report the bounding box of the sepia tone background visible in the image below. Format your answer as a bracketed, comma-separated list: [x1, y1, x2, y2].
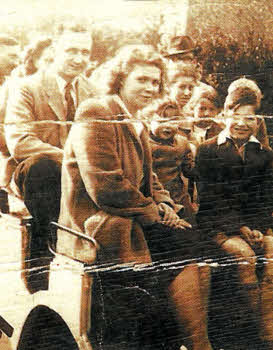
[0, 1, 272, 349]
[1, 0, 272, 136]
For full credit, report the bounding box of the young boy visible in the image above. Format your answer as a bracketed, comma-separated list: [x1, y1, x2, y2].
[195, 87, 273, 349]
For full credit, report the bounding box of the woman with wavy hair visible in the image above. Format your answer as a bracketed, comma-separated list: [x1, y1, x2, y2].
[57, 45, 213, 350]
[13, 36, 53, 77]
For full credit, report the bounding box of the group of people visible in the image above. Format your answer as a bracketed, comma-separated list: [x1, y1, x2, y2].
[0, 26, 272, 350]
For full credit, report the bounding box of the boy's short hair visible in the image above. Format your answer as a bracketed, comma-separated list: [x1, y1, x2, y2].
[224, 78, 263, 113]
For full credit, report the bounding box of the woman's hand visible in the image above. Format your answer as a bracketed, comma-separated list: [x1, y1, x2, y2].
[240, 226, 264, 248]
[158, 203, 192, 229]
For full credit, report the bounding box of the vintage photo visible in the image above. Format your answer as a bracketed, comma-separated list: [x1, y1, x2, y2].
[0, 0, 272, 349]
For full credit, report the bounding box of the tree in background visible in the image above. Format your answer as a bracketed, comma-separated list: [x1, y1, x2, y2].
[186, 0, 273, 116]
[0, 0, 271, 117]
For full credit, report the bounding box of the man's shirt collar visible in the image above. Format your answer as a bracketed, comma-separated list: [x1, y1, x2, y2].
[56, 75, 77, 96]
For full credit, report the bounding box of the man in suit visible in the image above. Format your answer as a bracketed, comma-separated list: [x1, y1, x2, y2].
[5, 29, 93, 259]
[0, 35, 20, 212]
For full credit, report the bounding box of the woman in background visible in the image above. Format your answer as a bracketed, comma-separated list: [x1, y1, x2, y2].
[12, 36, 53, 77]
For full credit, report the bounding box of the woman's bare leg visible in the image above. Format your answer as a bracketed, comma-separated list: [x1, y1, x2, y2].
[221, 236, 260, 320]
[168, 264, 213, 350]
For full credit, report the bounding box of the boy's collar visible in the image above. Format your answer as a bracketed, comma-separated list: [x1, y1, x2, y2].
[217, 129, 262, 148]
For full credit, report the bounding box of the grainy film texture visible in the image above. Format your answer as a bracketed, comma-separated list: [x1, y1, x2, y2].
[0, 1, 272, 350]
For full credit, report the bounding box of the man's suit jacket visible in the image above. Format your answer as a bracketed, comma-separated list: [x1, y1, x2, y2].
[4, 70, 93, 185]
[0, 81, 17, 188]
[195, 134, 273, 239]
[56, 95, 175, 265]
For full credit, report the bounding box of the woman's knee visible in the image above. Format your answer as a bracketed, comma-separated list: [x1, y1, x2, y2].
[263, 236, 273, 258]
[221, 236, 257, 264]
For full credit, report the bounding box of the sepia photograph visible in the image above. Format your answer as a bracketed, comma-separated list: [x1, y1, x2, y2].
[0, 0, 272, 349]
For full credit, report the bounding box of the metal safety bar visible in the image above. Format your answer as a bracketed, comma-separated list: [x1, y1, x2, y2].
[50, 221, 99, 249]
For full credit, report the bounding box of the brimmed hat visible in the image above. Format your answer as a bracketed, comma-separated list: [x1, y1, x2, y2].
[164, 36, 201, 58]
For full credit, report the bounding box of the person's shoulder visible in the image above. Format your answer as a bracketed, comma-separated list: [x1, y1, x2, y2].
[261, 143, 273, 158]
[14, 71, 44, 91]
[201, 135, 218, 148]
[196, 136, 218, 156]
[174, 134, 191, 149]
[77, 73, 93, 89]
[75, 95, 119, 122]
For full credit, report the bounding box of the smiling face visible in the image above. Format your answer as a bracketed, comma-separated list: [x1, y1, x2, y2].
[170, 75, 196, 109]
[119, 63, 161, 115]
[228, 105, 258, 142]
[53, 32, 92, 82]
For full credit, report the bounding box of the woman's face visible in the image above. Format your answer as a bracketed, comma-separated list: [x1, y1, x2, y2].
[228, 104, 258, 141]
[119, 63, 161, 114]
[170, 76, 196, 109]
[34, 46, 54, 70]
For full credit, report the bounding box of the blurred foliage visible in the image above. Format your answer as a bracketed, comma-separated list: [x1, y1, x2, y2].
[0, 0, 272, 114]
[186, 0, 273, 114]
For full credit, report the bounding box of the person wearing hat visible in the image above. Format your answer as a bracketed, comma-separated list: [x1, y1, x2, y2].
[0, 35, 20, 212]
[164, 35, 212, 107]
[163, 35, 201, 64]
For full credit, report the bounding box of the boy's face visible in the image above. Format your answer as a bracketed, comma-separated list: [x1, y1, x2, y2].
[194, 98, 218, 119]
[151, 116, 180, 141]
[228, 105, 258, 141]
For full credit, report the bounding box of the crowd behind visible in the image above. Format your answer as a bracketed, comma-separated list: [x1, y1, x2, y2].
[0, 25, 272, 350]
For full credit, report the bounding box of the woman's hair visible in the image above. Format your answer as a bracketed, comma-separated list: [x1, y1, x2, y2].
[93, 44, 167, 97]
[224, 78, 263, 113]
[167, 61, 200, 85]
[22, 36, 53, 75]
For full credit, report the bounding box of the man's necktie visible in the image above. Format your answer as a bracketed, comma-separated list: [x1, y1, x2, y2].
[65, 83, 76, 121]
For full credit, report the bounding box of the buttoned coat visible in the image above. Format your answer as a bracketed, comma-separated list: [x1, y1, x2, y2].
[4, 69, 93, 187]
[56, 95, 174, 265]
[150, 133, 194, 204]
[195, 134, 273, 240]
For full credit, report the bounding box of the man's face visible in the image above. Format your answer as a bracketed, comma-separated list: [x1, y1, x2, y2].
[53, 32, 92, 81]
[170, 76, 196, 109]
[120, 63, 161, 114]
[0, 44, 20, 77]
[228, 105, 258, 141]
